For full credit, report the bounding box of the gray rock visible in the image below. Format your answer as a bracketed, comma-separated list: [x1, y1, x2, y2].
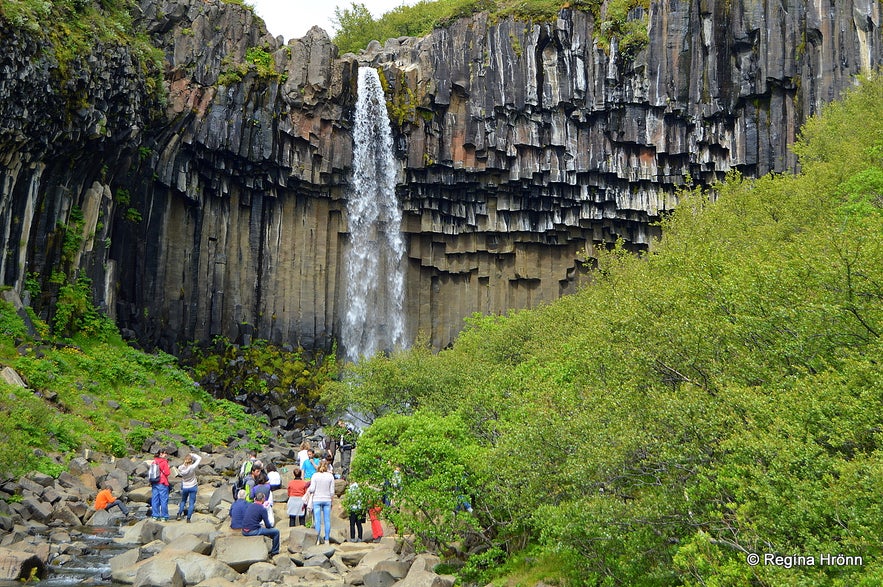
[212, 534, 269, 572]
[109, 547, 141, 583]
[287, 526, 319, 552]
[374, 559, 411, 579]
[161, 534, 211, 555]
[51, 504, 82, 527]
[20, 497, 53, 522]
[0, 367, 26, 388]
[160, 521, 218, 543]
[247, 561, 282, 582]
[133, 558, 184, 587]
[363, 570, 396, 587]
[26, 472, 54, 488]
[164, 551, 238, 584]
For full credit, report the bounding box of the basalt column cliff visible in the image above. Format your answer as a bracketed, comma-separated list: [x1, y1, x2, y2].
[1, 0, 881, 353]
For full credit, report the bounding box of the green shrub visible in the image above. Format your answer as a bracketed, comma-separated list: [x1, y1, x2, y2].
[0, 300, 27, 339]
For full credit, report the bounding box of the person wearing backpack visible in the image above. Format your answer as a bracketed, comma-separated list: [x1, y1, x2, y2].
[149, 449, 171, 521]
[232, 452, 258, 500]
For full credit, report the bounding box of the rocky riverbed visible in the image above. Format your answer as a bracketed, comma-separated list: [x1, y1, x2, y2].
[0, 441, 455, 587]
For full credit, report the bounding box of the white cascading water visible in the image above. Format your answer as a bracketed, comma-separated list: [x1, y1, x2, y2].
[341, 67, 407, 362]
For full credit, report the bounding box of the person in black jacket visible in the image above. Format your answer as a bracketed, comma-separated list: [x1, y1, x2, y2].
[334, 420, 359, 480]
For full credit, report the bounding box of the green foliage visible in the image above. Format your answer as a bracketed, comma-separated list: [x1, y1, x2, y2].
[350, 411, 483, 550]
[60, 205, 85, 264]
[324, 73, 883, 585]
[183, 337, 336, 421]
[0, 333, 267, 479]
[332, 0, 650, 57]
[217, 46, 287, 86]
[52, 276, 116, 340]
[0, 300, 28, 340]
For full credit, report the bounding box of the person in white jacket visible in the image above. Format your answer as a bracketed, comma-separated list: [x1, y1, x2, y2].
[308, 461, 336, 544]
[176, 452, 202, 522]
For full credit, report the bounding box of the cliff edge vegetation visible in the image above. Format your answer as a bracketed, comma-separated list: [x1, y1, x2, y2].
[333, 0, 650, 55]
[323, 72, 883, 585]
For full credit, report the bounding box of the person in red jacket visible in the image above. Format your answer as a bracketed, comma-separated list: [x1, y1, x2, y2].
[150, 449, 172, 521]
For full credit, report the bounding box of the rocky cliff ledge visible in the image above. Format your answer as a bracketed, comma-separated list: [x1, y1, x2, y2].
[1, 0, 881, 354]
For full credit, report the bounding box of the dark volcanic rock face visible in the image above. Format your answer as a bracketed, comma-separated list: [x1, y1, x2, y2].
[1, 0, 881, 353]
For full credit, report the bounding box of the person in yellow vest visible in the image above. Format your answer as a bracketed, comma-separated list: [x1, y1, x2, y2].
[94, 483, 130, 517]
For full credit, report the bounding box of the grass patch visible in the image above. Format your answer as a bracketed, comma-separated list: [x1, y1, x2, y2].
[0, 300, 267, 479]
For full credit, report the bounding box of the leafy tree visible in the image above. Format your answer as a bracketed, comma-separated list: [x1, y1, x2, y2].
[349, 411, 484, 551]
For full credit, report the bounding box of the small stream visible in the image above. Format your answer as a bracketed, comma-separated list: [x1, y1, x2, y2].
[1, 522, 134, 587]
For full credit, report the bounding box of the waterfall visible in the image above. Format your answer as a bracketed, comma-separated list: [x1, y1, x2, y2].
[341, 67, 407, 362]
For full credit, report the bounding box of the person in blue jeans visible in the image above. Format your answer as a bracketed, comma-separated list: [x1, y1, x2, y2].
[308, 461, 336, 544]
[240, 492, 280, 556]
[176, 452, 202, 522]
[150, 449, 171, 521]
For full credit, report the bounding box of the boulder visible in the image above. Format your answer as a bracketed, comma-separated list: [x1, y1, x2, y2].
[164, 551, 238, 584]
[355, 543, 398, 570]
[20, 496, 53, 522]
[362, 570, 397, 587]
[212, 534, 268, 572]
[133, 558, 184, 587]
[160, 521, 217, 543]
[116, 519, 150, 545]
[0, 366, 26, 387]
[335, 543, 370, 566]
[26, 471, 55, 488]
[161, 534, 211, 555]
[207, 486, 233, 512]
[0, 547, 46, 581]
[284, 566, 343, 582]
[109, 547, 142, 583]
[128, 486, 153, 503]
[248, 561, 282, 582]
[89, 509, 124, 526]
[374, 559, 411, 579]
[52, 504, 83, 527]
[287, 526, 319, 552]
[395, 570, 454, 587]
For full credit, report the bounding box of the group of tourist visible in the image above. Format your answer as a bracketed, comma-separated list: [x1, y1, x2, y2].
[94, 420, 370, 552]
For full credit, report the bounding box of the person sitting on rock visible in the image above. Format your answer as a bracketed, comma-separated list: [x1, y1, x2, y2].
[266, 463, 282, 491]
[241, 492, 280, 556]
[94, 483, 130, 517]
[230, 489, 248, 529]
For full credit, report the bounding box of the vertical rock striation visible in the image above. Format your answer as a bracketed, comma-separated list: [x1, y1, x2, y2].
[0, 0, 881, 353]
